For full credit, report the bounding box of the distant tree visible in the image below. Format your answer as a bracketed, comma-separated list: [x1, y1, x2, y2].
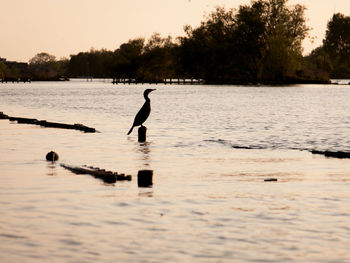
[234, 2, 267, 81]
[137, 33, 177, 82]
[305, 47, 331, 72]
[258, 0, 309, 81]
[0, 61, 9, 79]
[323, 13, 350, 78]
[67, 49, 114, 78]
[179, 7, 237, 81]
[68, 52, 91, 77]
[302, 47, 331, 81]
[324, 13, 350, 58]
[29, 52, 61, 80]
[113, 38, 145, 78]
[29, 52, 56, 65]
[8, 66, 19, 79]
[56, 58, 69, 77]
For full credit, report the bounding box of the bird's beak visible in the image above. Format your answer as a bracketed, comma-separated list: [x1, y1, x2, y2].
[150, 89, 156, 92]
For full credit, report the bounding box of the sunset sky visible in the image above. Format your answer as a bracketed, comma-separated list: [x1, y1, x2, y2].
[1, 0, 350, 62]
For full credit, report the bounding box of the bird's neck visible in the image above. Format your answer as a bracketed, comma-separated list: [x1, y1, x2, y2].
[144, 94, 150, 102]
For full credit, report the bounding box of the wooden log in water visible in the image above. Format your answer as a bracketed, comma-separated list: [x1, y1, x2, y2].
[74, 123, 96, 133]
[14, 117, 38, 124]
[1, 111, 96, 133]
[60, 164, 132, 184]
[39, 120, 75, 130]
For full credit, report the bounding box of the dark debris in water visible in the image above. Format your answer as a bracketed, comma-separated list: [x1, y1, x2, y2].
[205, 139, 266, 150]
[264, 178, 278, 182]
[205, 139, 350, 159]
[310, 150, 350, 159]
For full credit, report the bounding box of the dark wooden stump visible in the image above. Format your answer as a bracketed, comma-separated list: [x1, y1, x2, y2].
[137, 170, 153, 187]
[138, 126, 147, 142]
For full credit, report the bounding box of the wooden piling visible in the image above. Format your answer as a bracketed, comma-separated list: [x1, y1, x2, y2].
[138, 126, 147, 142]
[137, 170, 153, 187]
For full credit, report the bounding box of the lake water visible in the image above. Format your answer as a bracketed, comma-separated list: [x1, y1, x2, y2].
[0, 81, 349, 263]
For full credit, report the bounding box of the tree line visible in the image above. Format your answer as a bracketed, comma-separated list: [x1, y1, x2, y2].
[1, 0, 350, 84]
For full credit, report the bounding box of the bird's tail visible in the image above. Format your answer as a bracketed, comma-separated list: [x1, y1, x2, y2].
[127, 126, 134, 135]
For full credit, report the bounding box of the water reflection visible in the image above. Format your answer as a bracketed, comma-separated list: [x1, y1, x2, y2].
[46, 162, 57, 176]
[138, 188, 154, 198]
[139, 142, 150, 161]
[127, 136, 152, 166]
[136, 141, 151, 166]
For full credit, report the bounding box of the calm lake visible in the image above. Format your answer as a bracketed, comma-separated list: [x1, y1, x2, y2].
[0, 81, 349, 262]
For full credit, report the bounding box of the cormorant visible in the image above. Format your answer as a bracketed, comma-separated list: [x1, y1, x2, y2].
[127, 89, 156, 135]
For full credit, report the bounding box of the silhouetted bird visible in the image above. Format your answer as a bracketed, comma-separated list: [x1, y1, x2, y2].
[127, 89, 156, 135]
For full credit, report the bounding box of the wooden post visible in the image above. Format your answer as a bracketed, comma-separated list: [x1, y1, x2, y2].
[137, 170, 153, 187]
[138, 126, 147, 142]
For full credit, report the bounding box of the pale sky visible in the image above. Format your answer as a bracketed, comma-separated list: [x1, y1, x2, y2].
[1, 0, 350, 62]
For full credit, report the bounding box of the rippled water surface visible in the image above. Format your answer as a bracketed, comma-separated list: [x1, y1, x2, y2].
[0, 81, 350, 262]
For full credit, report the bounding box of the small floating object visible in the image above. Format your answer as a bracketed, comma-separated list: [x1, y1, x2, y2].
[46, 151, 59, 162]
[137, 170, 153, 187]
[264, 178, 278, 182]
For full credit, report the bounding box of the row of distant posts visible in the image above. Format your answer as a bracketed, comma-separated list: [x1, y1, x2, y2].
[112, 78, 204, 85]
[1, 78, 31, 83]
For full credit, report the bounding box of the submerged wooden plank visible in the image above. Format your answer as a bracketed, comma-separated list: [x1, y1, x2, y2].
[60, 164, 132, 184]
